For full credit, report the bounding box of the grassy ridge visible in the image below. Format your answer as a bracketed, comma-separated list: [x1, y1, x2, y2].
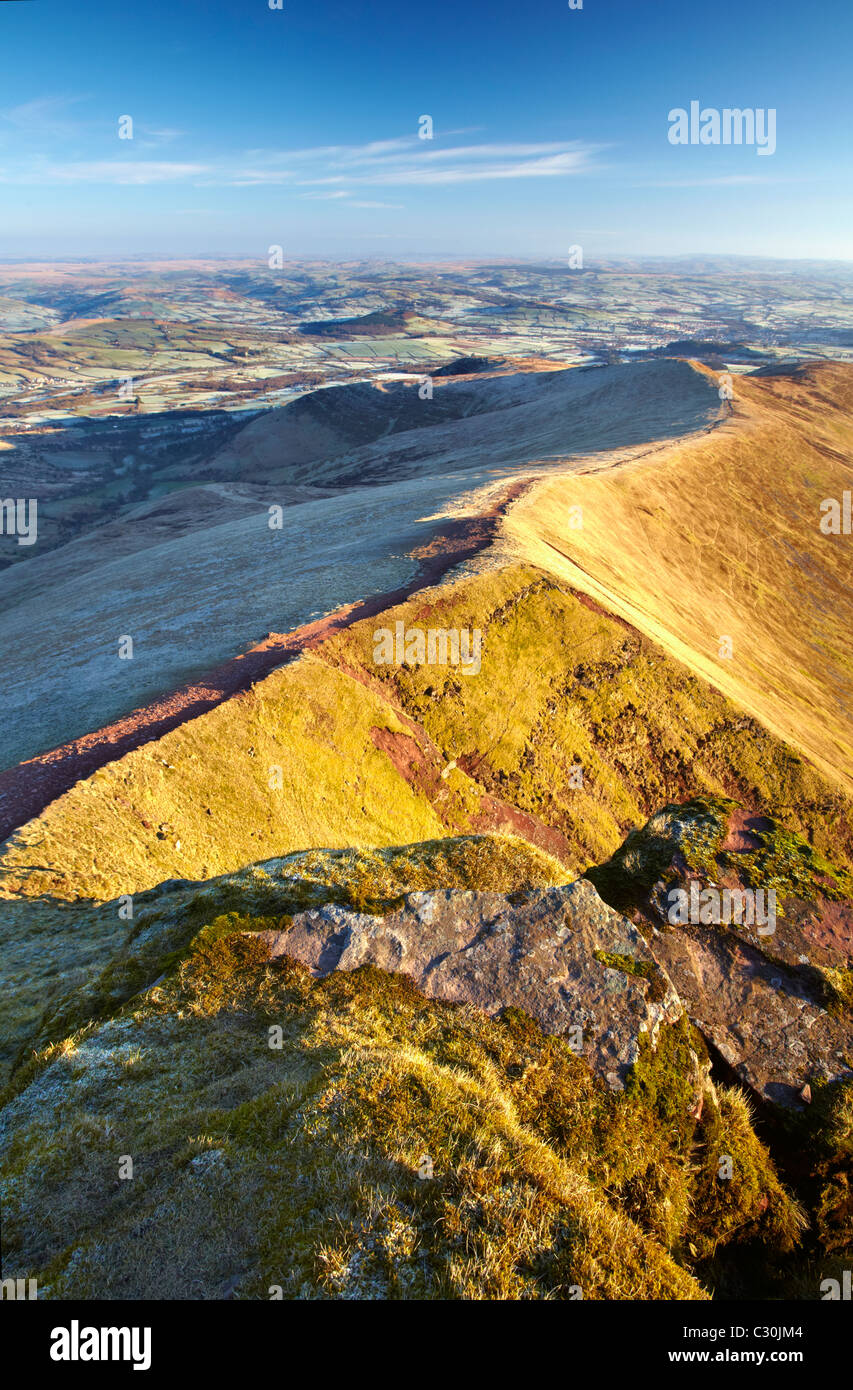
[2, 562, 850, 1296]
[4, 564, 850, 910]
[325, 565, 853, 872]
[3, 563, 850, 1103]
[503, 362, 853, 793]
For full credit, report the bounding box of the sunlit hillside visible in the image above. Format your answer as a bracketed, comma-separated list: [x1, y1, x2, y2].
[504, 362, 853, 792]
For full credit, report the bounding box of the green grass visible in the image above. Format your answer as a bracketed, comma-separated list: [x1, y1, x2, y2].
[0, 839, 823, 1302]
[1, 559, 851, 1299]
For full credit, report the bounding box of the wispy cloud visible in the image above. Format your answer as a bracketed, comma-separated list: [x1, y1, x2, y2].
[298, 148, 593, 187]
[0, 95, 90, 139]
[298, 190, 351, 200]
[244, 137, 600, 188]
[0, 130, 601, 189]
[298, 190, 403, 208]
[2, 159, 211, 185]
[136, 126, 186, 149]
[0, 97, 185, 158]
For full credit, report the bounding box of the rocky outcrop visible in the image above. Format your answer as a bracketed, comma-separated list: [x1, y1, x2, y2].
[253, 795, 853, 1109]
[649, 924, 853, 1106]
[256, 880, 683, 1091]
[589, 797, 853, 1107]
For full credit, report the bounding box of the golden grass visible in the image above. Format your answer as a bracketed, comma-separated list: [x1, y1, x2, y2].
[0, 360, 848, 1301]
[3, 561, 851, 910]
[0, 832, 567, 1084]
[0, 655, 471, 902]
[502, 362, 853, 793]
[1, 933, 714, 1299]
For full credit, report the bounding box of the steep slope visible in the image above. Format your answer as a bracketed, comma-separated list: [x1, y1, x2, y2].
[3, 564, 851, 1087]
[2, 359, 851, 1303]
[0, 359, 722, 771]
[1, 574, 850, 1300]
[503, 362, 853, 792]
[4, 565, 850, 910]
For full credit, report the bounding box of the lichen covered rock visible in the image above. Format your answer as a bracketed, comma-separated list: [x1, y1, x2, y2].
[257, 879, 683, 1090]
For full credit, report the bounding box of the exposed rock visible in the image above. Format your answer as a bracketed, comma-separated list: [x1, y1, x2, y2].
[590, 799, 853, 974]
[745, 896, 853, 974]
[255, 880, 683, 1090]
[589, 797, 853, 1106]
[648, 924, 853, 1107]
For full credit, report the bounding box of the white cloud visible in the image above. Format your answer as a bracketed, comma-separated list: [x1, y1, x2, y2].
[297, 148, 594, 187]
[137, 126, 186, 149]
[0, 132, 601, 189]
[298, 190, 351, 200]
[639, 174, 783, 188]
[38, 160, 209, 185]
[247, 137, 599, 187]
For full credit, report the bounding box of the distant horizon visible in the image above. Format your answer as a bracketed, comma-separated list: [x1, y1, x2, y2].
[1, 251, 852, 269]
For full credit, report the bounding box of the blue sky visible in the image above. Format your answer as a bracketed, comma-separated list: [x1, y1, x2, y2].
[0, 0, 850, 260]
